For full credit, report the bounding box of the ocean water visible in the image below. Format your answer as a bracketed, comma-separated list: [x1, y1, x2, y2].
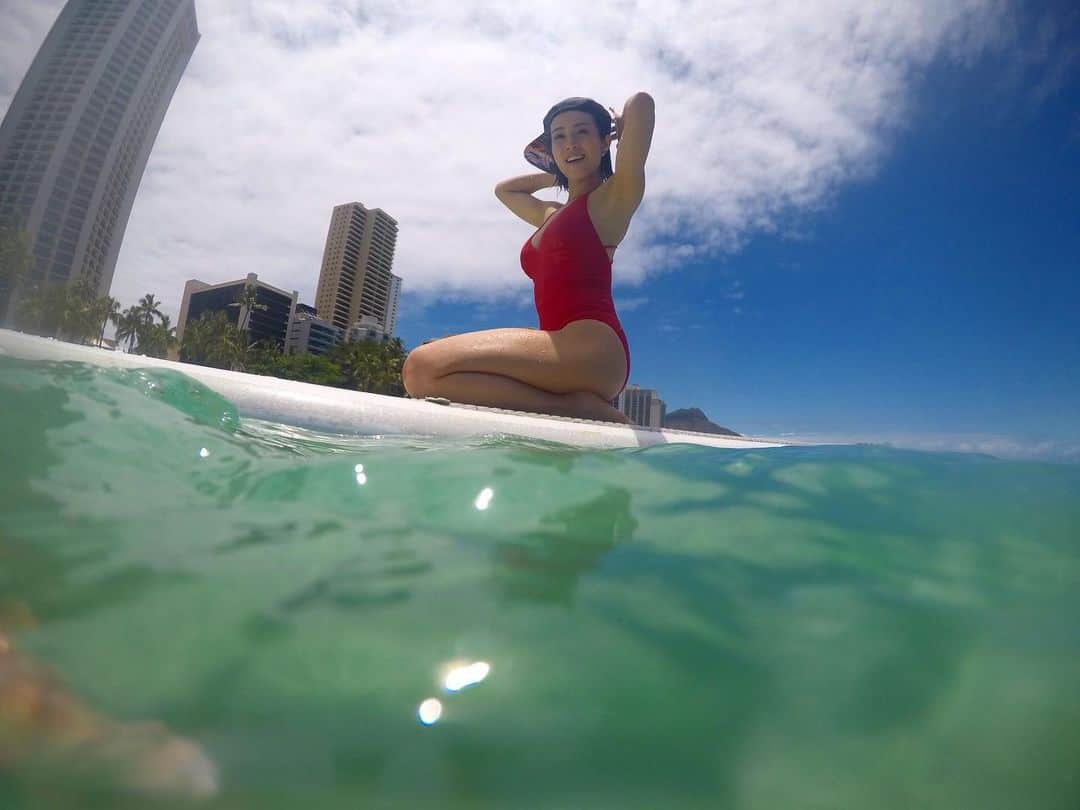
[1, 356, 1078, 809]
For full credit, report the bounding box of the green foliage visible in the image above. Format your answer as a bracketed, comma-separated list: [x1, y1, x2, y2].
[179, 284, 272, 371]
[179, 310, 246, 369]
[110, 292, 173, 355]
[136, 293, 164, 327]
[327, 337, 406, 395]
[64, 276, 105, 344]
[236, 335, 407, 394]
[137, 313, 177, 359]
[114, 306, 142, 351]
[245, 349, 344, 387]
[17, 282, 68, 337]
[15, 275, 106, 344]
[10, 271, 409, 396]
[0, 226, 32, 319]
[96, 295, 122, 345]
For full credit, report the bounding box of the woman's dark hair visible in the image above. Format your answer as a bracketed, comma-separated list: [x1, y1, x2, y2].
[542, 97, 614, 192]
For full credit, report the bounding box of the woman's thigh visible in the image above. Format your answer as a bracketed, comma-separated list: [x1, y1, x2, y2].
[403, 319, 626, 399]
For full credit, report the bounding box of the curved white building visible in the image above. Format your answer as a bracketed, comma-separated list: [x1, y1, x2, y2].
[0, 0, 199, 317]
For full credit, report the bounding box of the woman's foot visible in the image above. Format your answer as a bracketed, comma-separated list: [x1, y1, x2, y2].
[562, 391, 632, 424]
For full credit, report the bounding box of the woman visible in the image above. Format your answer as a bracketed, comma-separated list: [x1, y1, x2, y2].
[402, 92, 655, 424]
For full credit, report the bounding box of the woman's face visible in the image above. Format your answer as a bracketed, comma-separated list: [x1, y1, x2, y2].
[548, 111, 610, 178]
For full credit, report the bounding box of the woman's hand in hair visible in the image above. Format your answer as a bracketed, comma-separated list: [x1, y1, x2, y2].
[608, 106, 624, 143]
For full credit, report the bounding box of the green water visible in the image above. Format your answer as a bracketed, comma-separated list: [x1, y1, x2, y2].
[1, 357, 1079, 809]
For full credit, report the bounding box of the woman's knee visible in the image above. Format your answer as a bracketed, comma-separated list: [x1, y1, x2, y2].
[401, 351, 423, 397]
[402, 347, 436, 397]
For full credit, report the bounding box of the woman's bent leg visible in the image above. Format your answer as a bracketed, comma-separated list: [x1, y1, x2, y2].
[403, 322, 628, 402]
[424, 371, 629, 423]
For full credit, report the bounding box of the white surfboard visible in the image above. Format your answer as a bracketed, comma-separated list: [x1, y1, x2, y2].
[0, 329, 791, 450]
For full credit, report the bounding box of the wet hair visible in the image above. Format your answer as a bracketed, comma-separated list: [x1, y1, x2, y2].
[542, 97, 614, 192]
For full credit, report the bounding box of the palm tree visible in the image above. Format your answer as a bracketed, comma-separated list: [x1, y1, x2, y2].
[381, 337, 407, 395]
[15, 284, 46, 334]
[136, 293, 164, 329]
[138, 314, 177, 358]
[330, 341, 382, 393]
[18, 282, 69, 338]
[115, 307, 142, 352]
[228, 282, 267, 334]
[179, 311, 213, 364]
[62, 277, 102, 344]
[0, 226, 32, 324]
[222, 321, 255, 371]
[97, 296, 121, 346]
[180, 310, 235, 368]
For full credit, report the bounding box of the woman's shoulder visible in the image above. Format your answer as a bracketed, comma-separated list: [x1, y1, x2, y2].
[590, 177, 642, 223]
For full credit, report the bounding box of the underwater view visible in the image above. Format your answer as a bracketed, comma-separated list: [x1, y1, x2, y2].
[1, 356, 1079, 809]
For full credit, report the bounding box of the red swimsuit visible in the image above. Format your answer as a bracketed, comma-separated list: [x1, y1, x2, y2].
[520, 191, 631, 393]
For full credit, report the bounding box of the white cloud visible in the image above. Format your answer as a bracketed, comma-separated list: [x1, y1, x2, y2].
[615, 295, 648, 312]
[1, 0, 1010, 320]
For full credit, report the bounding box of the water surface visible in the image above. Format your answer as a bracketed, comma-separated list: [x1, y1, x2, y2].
[1, 357, 1078, 808]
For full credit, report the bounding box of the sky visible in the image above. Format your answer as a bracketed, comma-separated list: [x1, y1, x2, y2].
[1, 0, 1078, 461]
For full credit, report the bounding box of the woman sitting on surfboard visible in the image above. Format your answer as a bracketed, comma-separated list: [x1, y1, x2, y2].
[402, 92, 655, 424]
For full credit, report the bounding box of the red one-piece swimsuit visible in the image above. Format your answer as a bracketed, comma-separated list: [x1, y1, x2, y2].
[519, 190, 631, 393]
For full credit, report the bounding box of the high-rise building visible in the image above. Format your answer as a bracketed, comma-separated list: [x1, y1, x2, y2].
[315, 202, 398, 332]
[177, 273, 297, 350]
[384, 272, 402, 336]
[613, 384, 666, 428]
[0, 0, 200, 318]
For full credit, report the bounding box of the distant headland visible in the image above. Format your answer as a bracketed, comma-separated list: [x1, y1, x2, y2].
[663, 408, 741, 436]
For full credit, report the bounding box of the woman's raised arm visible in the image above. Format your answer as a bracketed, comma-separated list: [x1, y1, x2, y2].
[609, 92, 655, 210]
[495, 172, 560, 227]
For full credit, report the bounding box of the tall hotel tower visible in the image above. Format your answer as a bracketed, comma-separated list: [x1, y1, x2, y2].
[0, 0, 200, 315]
[315, 202, 401, 334]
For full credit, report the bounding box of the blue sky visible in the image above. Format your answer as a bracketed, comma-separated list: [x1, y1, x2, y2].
[400, 6, 1080, 460]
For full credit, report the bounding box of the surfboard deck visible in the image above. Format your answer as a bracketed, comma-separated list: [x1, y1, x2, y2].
[0, 329, 792, 450]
